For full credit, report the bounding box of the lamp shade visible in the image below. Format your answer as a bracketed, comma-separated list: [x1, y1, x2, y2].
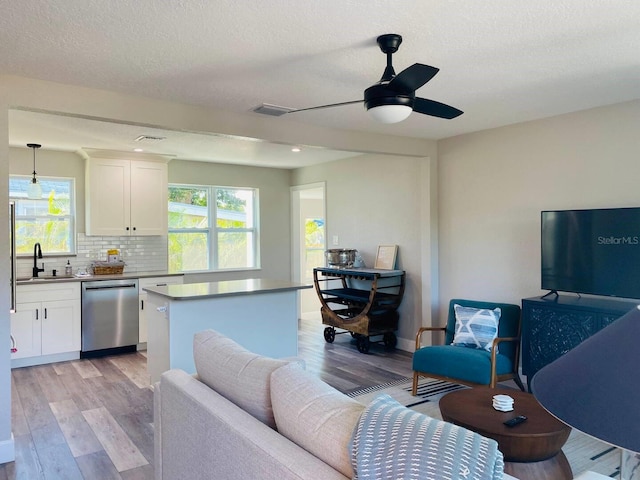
[531, 305, 640, 453]
[26, 180, 42, 199]
[367, 104, 412, 124]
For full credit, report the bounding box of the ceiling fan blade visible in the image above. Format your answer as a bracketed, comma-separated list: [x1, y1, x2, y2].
[413, 97, 463, 119]
[286, 99, 364, 114]
[387, 64, 439, 93]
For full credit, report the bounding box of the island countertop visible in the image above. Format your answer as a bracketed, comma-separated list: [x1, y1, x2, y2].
[143, 278, 311, 300]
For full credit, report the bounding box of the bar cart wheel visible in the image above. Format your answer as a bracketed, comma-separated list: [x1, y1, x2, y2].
[383, 332, 397, 349]
[323, 326, 336, 343]
[356, 335, 370, 354]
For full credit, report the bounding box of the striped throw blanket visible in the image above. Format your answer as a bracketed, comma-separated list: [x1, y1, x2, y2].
[350, 394, 504, 480]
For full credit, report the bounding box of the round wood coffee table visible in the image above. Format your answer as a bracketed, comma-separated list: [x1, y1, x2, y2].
[439, 387, 572, 480]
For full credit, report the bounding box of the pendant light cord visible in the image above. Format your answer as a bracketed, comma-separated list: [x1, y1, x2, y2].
[27, 143, 41, 183]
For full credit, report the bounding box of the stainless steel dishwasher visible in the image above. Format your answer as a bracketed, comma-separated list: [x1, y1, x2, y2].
[81, 279, 139, 354]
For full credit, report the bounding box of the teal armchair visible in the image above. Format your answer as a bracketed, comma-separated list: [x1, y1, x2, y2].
[412, 299, 525, 394]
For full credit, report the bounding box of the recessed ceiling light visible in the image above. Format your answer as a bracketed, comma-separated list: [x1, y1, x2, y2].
[133, 148, 144, 152]
[291, 147, 301, 153]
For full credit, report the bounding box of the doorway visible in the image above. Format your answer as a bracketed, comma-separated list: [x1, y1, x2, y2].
[291, 182, 326, 316]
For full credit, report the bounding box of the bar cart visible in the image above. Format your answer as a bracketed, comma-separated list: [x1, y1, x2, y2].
[313, 267, 405, 353]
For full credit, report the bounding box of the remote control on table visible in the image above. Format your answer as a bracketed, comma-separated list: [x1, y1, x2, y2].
[503, 415, 527, 427]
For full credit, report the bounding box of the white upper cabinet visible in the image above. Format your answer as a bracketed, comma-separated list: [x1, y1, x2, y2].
[84, 150, 169, 236]
[130, 160, 168, 235]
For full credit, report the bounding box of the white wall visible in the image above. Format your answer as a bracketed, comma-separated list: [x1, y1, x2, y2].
[2, 75, 434, 159]
[10, 147, 86, 231]
[169, 159, 292, 281]
[9, 148, 294, 281]
[0, 74, 435, 459]
[0, 92, 13, 463]
[291, 152, 437, 348]
[437, 100, 640, 321]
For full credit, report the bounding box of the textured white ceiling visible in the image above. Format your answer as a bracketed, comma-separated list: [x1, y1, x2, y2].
[3, 1, 640, 165]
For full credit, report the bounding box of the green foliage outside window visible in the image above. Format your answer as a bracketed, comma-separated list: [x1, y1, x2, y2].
[168, 185, 257, 272]
[10, 176, 75, 255]
[304, 218, 325, 281]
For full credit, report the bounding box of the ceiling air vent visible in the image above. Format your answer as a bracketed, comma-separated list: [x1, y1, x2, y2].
[134, 135, 167, 142]
[252, 103, 293, 117]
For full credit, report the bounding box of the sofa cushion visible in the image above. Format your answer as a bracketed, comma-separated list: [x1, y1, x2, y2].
[412, 344, 514, 385]
[452, 304, 501, 351]
[350, 394, 505, 480]
[157, 369, 349, 480]
[271, 362, 365, 478]
[193, 329, 301, 429]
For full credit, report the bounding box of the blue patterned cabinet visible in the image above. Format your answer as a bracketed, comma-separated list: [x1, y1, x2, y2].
[521, 295, 638, 389]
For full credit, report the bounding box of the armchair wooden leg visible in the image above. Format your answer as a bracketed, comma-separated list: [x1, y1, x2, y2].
[412, 373, 419, 396]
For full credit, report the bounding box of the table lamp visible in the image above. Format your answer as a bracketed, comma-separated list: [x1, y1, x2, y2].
[531, 305, 640, 480]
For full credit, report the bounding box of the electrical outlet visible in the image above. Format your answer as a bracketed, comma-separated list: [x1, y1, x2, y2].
[332, 235, 339, 246]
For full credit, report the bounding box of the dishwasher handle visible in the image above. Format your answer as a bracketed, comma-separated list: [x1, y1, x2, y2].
[84, 283, 138, 291]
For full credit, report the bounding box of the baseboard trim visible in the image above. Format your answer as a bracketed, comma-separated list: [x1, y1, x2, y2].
[396, 337, 413, 353]
[11, 351, 79, 369]
[0, 433, 15, 464]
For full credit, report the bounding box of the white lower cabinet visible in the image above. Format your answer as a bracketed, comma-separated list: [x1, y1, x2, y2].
[138, 276, 183, 344]
[11, 282, 81, 366]
[10, 301, 41, 359]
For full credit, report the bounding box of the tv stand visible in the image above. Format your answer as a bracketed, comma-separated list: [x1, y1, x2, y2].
[522, 295, 638, 390]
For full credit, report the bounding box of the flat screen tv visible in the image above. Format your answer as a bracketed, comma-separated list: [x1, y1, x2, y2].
[541, 207, 640, 299]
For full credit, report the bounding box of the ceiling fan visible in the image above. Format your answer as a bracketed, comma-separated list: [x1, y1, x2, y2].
[271, 34, 463, 124]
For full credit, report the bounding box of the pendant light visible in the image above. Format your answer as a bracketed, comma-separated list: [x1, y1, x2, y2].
[26, 143, 42, 199]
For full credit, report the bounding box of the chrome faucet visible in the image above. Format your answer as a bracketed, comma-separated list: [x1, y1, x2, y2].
[33, 242, 44, 277]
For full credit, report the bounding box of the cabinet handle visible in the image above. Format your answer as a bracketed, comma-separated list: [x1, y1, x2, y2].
[141, 299, 144, 310]
[133, 227, 136, 231]
[126, 227, 130, 231]
[44, 308, 47, 319]
[35, 309, 39, 320]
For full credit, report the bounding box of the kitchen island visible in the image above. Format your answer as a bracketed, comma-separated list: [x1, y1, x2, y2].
[144, 278, 311, 383]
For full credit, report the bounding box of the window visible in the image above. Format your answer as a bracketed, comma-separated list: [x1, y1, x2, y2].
[168, 184, 259, 272]
[9, 176, 76, 255]
[304, 218, 325, 281]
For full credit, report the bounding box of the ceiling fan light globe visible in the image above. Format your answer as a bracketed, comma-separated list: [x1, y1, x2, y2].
[27, 180, 42, 199]
[367, 104, 412, 124]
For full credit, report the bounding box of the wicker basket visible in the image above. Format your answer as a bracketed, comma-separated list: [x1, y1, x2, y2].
[92, 261, 125, 275]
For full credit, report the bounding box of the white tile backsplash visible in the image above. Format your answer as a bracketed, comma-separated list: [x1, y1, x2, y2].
[17, 234, 168, 278]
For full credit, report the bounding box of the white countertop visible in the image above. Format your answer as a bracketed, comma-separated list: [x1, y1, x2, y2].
[144, 278, 311, 300]
[17, 270, 183, 285]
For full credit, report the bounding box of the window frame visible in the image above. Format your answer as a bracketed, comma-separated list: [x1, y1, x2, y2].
[168, 183, 260, 272]
[9, 174, 77, 257]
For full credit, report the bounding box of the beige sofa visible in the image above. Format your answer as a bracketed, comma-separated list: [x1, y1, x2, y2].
[154, 330, 517, 480]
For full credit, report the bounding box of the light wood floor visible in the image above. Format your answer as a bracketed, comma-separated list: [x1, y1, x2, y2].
[0, 316, 414, 479]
